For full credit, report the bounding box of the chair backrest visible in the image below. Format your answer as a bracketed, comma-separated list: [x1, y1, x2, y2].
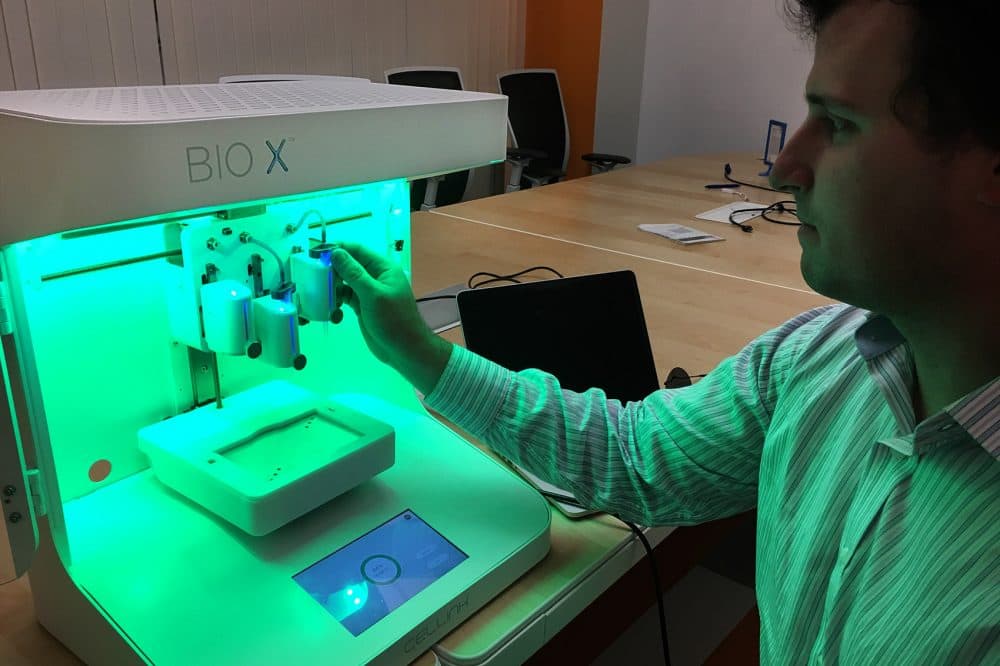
[497, 69, 570, 175]
[384, 66, 464, 91]
[383, 66, 471, 209]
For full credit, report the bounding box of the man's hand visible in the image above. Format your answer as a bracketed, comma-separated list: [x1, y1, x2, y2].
[331, 242, 452, 395]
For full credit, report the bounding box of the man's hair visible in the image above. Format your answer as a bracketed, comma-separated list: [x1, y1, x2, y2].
[785, 0, 998, 150]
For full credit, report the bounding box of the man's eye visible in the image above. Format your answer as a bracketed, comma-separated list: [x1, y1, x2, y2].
[826, 115, 851, 134]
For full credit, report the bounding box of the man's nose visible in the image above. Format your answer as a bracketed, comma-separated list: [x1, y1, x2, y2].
[768, 131, 815, 194]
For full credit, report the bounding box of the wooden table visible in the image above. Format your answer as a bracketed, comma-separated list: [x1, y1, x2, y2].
[430, 153, 811, 293]
[1, 154, 832, 665]
[411, 205, 827, 385]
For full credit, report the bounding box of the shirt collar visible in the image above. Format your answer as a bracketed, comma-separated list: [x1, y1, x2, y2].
[854, 312, 906, 360]
[947, 378, 1000, 459]
[854, 313, 1000, 461]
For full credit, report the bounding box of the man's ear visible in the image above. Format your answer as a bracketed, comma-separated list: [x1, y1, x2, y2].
[976, 155, 1000, 208]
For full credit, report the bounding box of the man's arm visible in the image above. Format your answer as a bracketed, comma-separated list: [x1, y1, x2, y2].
[332, 242, 835, 525]
[423, 305, 832, 526]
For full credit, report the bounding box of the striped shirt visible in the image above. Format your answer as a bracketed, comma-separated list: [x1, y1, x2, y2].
[425, 304, 999, 664]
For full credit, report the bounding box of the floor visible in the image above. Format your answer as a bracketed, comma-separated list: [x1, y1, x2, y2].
[592, 565, 756, 666]
[594, 517, 759, 666]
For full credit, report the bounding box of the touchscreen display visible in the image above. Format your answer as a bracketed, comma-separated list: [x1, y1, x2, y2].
[293, 510, 467, 636]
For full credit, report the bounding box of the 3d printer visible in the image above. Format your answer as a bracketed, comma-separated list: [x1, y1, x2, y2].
[0, 79, 550, 665]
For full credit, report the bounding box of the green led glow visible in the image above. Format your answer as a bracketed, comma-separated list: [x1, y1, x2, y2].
[1, 176, 417, 514]
[62, 180, 406, 241]
[0, 175, 426, 662]
[0, 163, 549, 663]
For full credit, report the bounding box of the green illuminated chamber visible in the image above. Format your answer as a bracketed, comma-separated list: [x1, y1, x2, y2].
[1, 175, 551, 666]
[0, 178, 413, 523]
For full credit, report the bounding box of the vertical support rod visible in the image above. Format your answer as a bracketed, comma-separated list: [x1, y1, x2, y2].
[210, 353, 223, 409]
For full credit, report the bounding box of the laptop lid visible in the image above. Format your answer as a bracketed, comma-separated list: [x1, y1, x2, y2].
[456, 270, 659, 403]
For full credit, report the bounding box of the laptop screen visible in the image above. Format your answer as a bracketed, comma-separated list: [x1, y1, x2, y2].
[456, 270, 660, 403]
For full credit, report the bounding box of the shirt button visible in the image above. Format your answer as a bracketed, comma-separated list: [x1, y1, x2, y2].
[840, 547, 850, 560]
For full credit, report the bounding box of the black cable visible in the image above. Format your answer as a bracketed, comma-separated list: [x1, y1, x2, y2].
[624, 521, 673, 666]
[727, 200, 799, 233]
[723, 162, 783, 193]
[467, 275, 523, 289]
[415, 294, 459, 303]
[540, 489, 672, 666]
[467, 265, 563, 289]
[416, 266, 564, 302]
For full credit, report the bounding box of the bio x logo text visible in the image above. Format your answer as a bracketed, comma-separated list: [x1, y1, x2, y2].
[186, 139, 290, 183]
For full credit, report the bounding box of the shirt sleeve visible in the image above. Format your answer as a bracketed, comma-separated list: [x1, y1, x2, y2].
[424, 305, 845, 525]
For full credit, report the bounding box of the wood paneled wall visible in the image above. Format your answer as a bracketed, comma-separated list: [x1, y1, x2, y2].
[157, 0, 524, 91]
[0, 0, 36, 88]
[0, 0, 161, 89]
[0, 0, 525, 92]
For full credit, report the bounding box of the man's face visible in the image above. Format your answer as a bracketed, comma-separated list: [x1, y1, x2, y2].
[769, 1, 984, 314]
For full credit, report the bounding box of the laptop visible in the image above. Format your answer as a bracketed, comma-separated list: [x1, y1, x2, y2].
[456, 269, 660, 517]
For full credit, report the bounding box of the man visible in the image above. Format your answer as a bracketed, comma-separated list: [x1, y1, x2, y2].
[331, 0, 998, 662]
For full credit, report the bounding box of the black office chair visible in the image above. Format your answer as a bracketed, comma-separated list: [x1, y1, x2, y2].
[384, 66, 473, 211]
[497, 68, 631, 192]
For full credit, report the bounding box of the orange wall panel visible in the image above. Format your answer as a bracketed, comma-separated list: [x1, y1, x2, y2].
[524, 0, 603, 180]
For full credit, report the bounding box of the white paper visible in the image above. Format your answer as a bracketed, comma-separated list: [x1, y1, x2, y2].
[695, 202, 768, 224]
[638, 223, 724, 245]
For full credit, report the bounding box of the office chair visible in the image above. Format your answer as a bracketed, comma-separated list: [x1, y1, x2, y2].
[497, 68, 631, 192]
[384, 66, 473, 212]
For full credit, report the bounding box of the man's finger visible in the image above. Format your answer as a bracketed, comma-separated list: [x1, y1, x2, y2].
[331, 241, 393, 279]
[331, 248, 379, 299]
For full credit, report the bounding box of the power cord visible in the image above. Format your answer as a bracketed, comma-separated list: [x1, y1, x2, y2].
[414, 294, 459, 303]
[415, 266, 564, 303]
[726, 200, 799, 233]
[467, 266, 564, 289]
[722, 163, 783, 193]
[539, 489, 672, 666]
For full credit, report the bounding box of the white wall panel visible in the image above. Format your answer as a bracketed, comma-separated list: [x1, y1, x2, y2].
[0, 3, 18, 89]
[474, 0, 524, 93]
[0, 0, 523, 91]
[406, 0, 475, 80]
[0, 0, 39, 89]
[108, 0, 161, 84]
[635, 0, 812, 162]
[155, 0, 524, 92]
[154, 0, 179, 83]
[594, 0, 649, 160]
[18, 0, 161, 88]
[300, 0, 354, 76]
[356, 0, 407, 82]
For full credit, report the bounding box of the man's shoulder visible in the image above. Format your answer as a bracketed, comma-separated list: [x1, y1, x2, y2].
[793, 303, 868, 337]
[769, 303, 865, 349]
[779, 303, 870, 368]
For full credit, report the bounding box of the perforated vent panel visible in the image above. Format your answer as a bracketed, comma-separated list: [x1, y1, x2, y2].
[0, 81, 488, 123]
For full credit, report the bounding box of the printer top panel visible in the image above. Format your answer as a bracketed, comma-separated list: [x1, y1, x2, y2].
[0, 79, 502, 124]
